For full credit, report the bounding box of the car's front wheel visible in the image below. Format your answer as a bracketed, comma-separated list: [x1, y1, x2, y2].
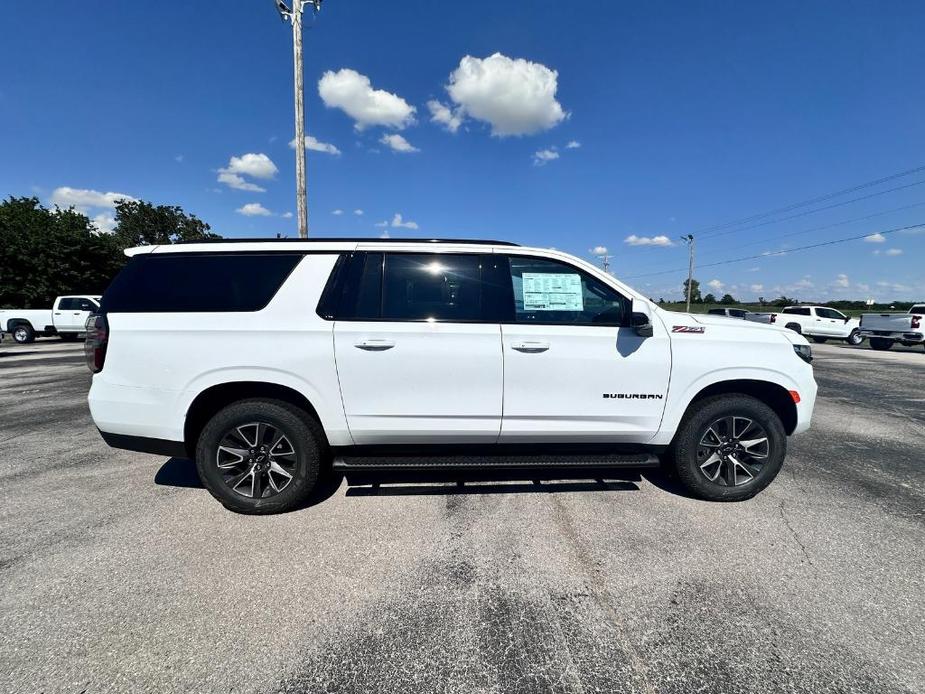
[195, 398, 324, 514]
[846, 329, 863, 346]
[669, 395, 786, 501]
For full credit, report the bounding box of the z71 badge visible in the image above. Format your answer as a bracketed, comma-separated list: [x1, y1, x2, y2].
[672, 325, 706, 333]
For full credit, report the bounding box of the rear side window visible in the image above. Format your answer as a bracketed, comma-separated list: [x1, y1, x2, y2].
[729, 309, 746, 318]
[101, 253, 303, 313]
[782, 307, 811, 316]
[382, 254, 482, 321]
[707, 309, 726, 315]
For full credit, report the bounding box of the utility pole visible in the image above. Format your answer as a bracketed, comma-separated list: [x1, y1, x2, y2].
[273, 1, 322, 238]
[599, 253, 611, 274]
[681, 234, 695, 312]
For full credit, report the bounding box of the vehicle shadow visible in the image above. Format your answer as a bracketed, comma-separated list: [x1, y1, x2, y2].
[153, 456, 343, 510]
[342, 467, 644, 498]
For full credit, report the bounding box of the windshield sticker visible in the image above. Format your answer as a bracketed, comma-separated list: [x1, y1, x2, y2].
[522, 273, 583, 311]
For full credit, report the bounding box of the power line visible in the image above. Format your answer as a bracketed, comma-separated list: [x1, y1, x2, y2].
[624, 222, 925, 280]
[697, 178, 925, 242]
[690, 164, 925, 236]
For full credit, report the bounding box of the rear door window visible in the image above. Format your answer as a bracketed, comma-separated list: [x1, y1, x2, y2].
[382, 254, 482, 321]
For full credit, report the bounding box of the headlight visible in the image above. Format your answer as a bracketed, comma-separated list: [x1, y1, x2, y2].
[793, 344, 812, 363]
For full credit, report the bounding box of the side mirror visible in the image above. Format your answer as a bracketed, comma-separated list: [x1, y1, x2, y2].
[631, 312, 653, 337]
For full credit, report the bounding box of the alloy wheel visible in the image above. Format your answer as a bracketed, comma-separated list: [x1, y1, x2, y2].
[215, 422, 297, 499]
[13, 327, 29, 343]
[695, 416, 770, 487]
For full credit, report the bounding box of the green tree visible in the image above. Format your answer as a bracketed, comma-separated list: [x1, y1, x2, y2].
[682, 278, 702, 303]
[702, 293, 717, 304]
[111, 199, 219, 247]
[720, 293, 737, 305]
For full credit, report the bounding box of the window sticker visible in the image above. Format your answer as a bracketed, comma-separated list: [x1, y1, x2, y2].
[522, 272, 584, 311]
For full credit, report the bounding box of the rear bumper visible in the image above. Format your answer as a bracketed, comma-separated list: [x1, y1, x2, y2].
[859, 330, 923, 342]
[98, 430, 187, 458]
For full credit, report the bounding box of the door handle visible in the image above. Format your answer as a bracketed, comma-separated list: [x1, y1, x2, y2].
[511, 341, 550, 353]
[54, 312, 62, 315]
[355, 339, 395, 351]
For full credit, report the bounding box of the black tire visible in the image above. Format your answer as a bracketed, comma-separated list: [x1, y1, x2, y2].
[811, 337, 827, 344]
[869, 337, 893, 351]
[668, 394, 786, 502]
[195, 398, 324, 514]
[11, 323, 35, 344]
[785, 323, 802, 334]
[846, 329, 863, 346]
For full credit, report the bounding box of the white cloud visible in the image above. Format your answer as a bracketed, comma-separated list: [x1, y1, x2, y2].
[624, 234, 674, 247]
[749, 283, 764, 292]
[91, 213, 116, 234]
[218, 153, 277, 191]
[885, 248, 903, 256]
[332, 209, 344, 215]
[380, 133, 420, 153]
[532, 148, 559, 166]
[565, 140, 581, 149]
[236, 202, 272, 217]
[289, 135, 341, 155]
[354, 209, 364, 216]
[374, 220, 389, 228]
[793, 278, 814, 290]
[443, 53, 567, 137]
[746, 266, 761, 272]
[834, 273, 850, 288]
[390, 213, 418, 230]
[864, 232, 886, 243]
[590, 245, 608, 256]
[281, 212, 293, 219]
[379, 230, 391, 239]
[706, 279, 724, 291]
[318, 68, 415, 130]
[50, 187, 135, 209]
[427, 99, 463, 133]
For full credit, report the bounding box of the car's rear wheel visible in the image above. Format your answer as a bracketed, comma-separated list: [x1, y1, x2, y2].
[195, 398, 324, 514]
[846, 329, 863, 346]
[869, 337, 893, 351]
[812, 337, 828, 344]
[785, 323, 802, 334]
[11, 324, 34, 344]
[669, 395, 786, 501]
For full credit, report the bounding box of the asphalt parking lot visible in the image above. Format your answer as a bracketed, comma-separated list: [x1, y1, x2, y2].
[0, 339, 922, 693]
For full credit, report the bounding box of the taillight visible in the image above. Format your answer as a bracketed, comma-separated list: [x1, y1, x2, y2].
[912, 315, 922, 330]
[770, 314, 776, 324]
[85, 314, 109, 373]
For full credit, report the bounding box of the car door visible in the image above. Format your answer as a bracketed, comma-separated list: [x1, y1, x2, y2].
[332, 252, 504, 445]
[498, 254, 671, 443]
[54, 297, 98, 332]
[817, 308, 847, 337]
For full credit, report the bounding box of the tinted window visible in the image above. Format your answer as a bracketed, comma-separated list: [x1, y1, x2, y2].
[782, 307, 811, 316]
[101, 253, 302, 313]
[707, 308, 726, 315]
[78, 299, 98, 311]
[507, 256, 628, 326]
[816, 308, 844, 320]
[336, 252, 383, 320]
[58, 298, 79, 310]
[381, 254, 482, 321]
[911, 305, 925, 314]
[729, 309, 747, 318]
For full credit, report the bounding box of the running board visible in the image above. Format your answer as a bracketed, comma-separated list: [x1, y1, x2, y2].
[332, 452, 660, 471]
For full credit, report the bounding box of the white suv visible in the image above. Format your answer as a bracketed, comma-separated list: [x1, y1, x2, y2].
[87, 238, 817, 513]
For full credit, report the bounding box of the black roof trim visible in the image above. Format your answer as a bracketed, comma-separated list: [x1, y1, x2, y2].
[176, 237, 520, 246]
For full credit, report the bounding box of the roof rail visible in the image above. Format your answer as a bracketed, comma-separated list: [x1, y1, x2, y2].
[176, 237, 520, 246]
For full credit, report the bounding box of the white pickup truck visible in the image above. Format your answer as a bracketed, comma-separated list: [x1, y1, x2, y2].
[858, 304, 925, 351]
[744, 305, 863, 345]
[0, 295, 101, 343]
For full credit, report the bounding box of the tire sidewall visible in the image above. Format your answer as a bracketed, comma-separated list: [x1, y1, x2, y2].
[12, 325, 34, 343]
[671, 395, 787, 501]
[847, 329, 862, 346]
[195, 399, 321, 514]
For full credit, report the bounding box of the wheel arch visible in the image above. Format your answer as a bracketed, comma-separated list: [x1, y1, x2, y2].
[183, 381, 327, 458]
[686, 379, 798, 435]
[5, 318, 33, 332]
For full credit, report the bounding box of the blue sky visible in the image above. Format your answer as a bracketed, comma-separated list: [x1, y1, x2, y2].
[2, 1, 924, 301]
